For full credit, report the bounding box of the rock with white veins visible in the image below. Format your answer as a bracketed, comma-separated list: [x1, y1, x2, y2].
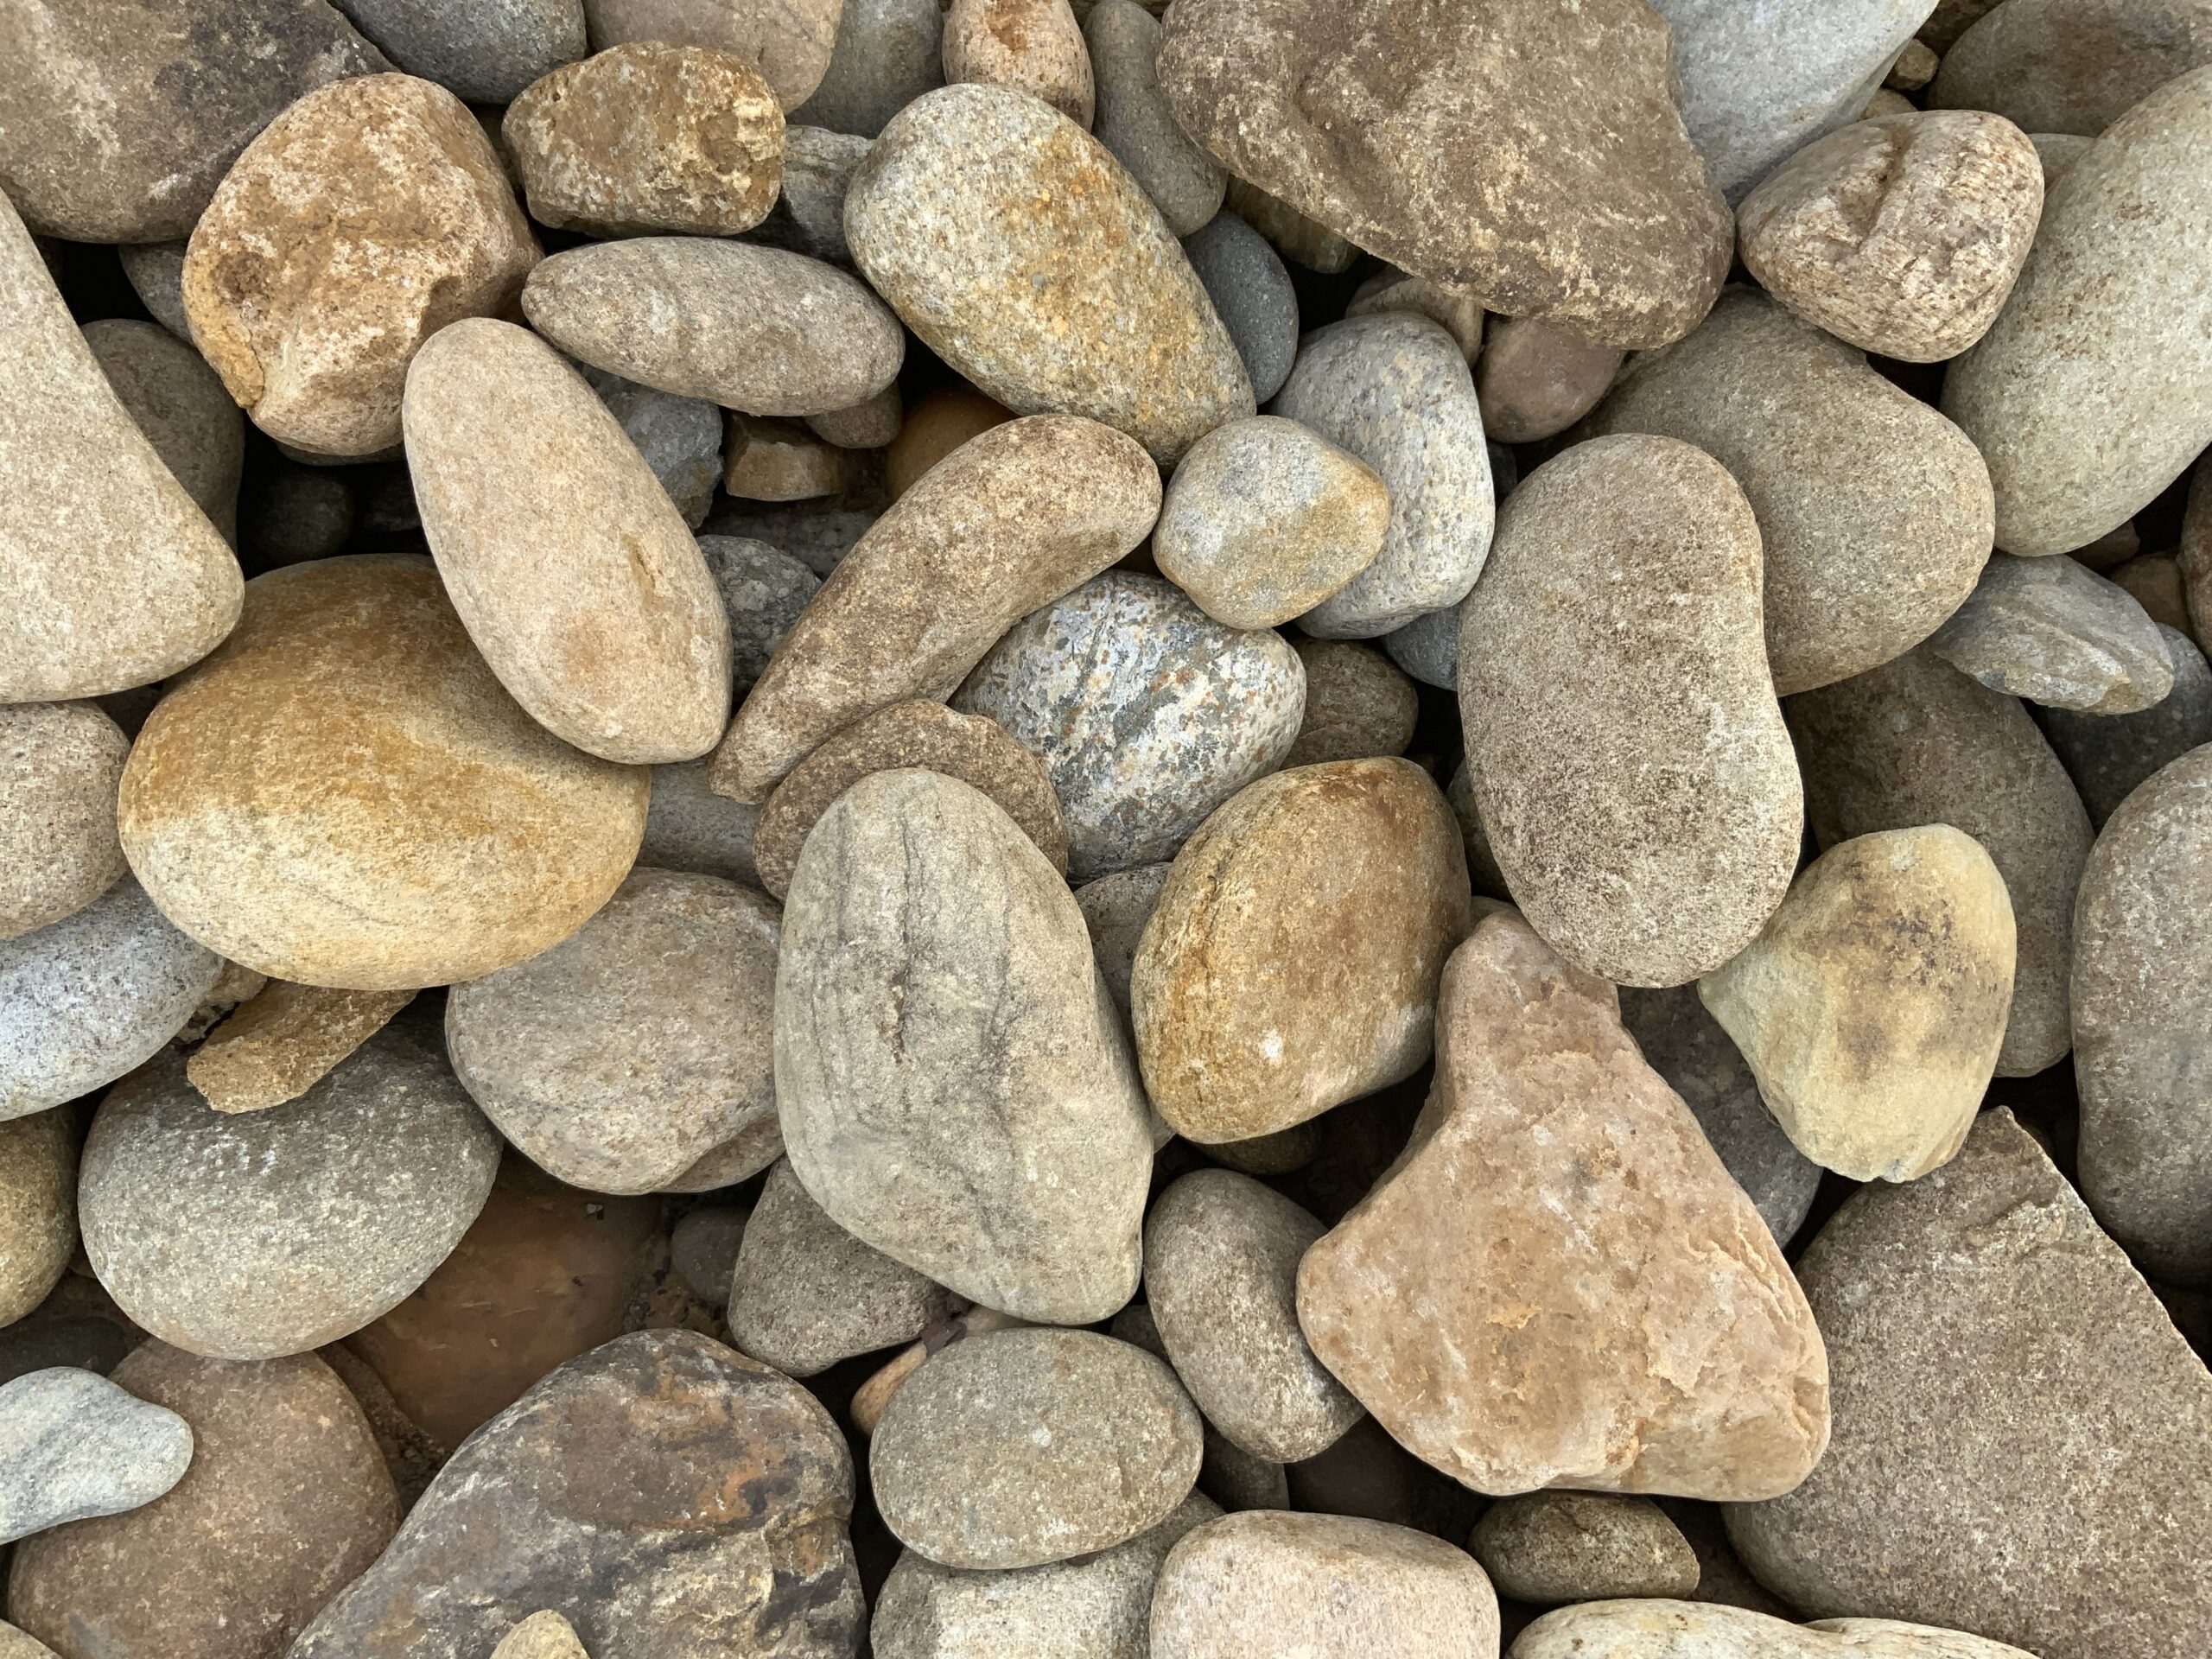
[1929, 551, 2174, 713]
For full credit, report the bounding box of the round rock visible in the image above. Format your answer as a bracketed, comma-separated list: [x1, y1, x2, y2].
[582, 365, 723, 528]
[1087, 0, 1224, 233]
[1181, 212, 1298, 404]
[0, 701, 128, 942]
[0, 1111, 74, 1326]
[1474, 315, 1623, 443]
[579, 0, 842, 109]
[1468, 1491, 1700, 1605]
[0, 1366, 194, 1547]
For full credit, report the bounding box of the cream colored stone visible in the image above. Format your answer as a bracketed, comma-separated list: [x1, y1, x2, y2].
[493, 1611, 589, 1659]
[944, 0, 1094, 126]
[187, 982, 416, 1114]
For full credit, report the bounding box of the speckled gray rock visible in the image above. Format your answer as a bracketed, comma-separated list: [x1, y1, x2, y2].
[751, 124, 868, 261]
[80, 1020, 499, 1359]
[1929, 551, 2174, 712]
[791, 0, 944, 136]
[1618, 985, 1822, 1247]
[1086, 0, 1224, 235]
[776, 770, 1154, 1322]
[448, 868, 783, 1196]
[1286, 639, 1419, 767]
[1182, 213, 1297, 404]
[0, 877, 219, 1122]
[873, 1327, 1202, 1568]
[1786, 645, 2092, 1076]
[0, 1111, 73, 1326]
[582, 365, 722, 528]
[85, 320, 244, 545]
[641, 760, 760, 884]
[1943, 67, 2212, 555]
[699, 535, 821, 688]
[1722, 1111, 2212, 1659]
[118, 242, 193, 340]
[669, 1204, 749, 1308]
[1931, 0, 2212, 137]
[1075, 861, 1171, 1021]
[334, 0, 585, 103]
[846, 84, 1253, 463]
[0, 1368, 194, 1545]
[1470, 1492, 1700, 1605]
[1382, 605, 1459, 690]
[1584, 289, 1993, 697]
[957, 572, 1305, 878]
[580, 0, 843, 110]
[0, 701, 127, 942]
[2043, 625, 2212, 823]
[728, 1160, 957, 1376]
[1346, 270, 1484, 363]
[706, 500, 875, 575]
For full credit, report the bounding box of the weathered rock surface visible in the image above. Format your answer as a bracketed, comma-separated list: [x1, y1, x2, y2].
[332, 0, 586, 105]
[752, 124, 868, 260]
[491, 1611, 591, 1659]
[1931, 0, 2212, 136]
[0, 701, 127, 941]
[1286, 639, 1419, 768]
[1929, 550, 2174, 712]
[1181, 212, 1298, 404]
[1475, 315, 1623, 444]
[84, 319, 244, 544]
[642, 760, 760, 884]
[0, 1367, 194, 1545]
[0, 1110, 73, 1325]
[944, 0, 1093, 126]
[1347, 270, 1485, 362]
[187, 982, 414, 1113]
[2043, 624, 2212, 823]
[1471, 1493, 1700, 1605]
[1086, 0, 1222, 233]
[791, 0, 943, 136]
[1511, 1602, 2043, 1659]
[701, 535, 819, 690]
[581, 0, 843, 109]
[585, 365, 722, 528]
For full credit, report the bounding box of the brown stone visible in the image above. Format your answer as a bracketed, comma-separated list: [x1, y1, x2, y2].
[723, 415, 847, 499]
[0, 1108, 74, 1327]
[1284, 639, 1419, 768]
[582, 0, 844, 111]
[1296, 912, 1830, 1500]
[1474, 315, 1623, 444]
[886, 385, 1014, 498]
[1468, 1491, 1700, 1605]
[944, 0, 1094, 126]
[2111, 552, 2195, 640]
[186, 981, 416, 1113]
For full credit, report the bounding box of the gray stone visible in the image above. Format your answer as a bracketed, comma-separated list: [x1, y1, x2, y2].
[957, 572, 1306, 878]
[0, 1368, 193, 1545]
[1513, 1604, 2043, 1659]
[669, 1204, 749, 1308]
[1182, 213, 1298, 404]
[1272, 315, 1494, 639]
[1930, 551, 2174, 712]
[750, 124, 868, 261]
[1086, 0, 1224, 235]
[118, 243, 193, 340]
[1469, 1491, 1700, 1605]
[240, 465, 354, 568]
[641, 760, 760, 885]
[699, 535, 821, 688]
[582, 365, 722, 528]
[2043, 624, 2212, 824]
[0, 701, 127, 943]
[580, 0, 843, 110]
[2031, 129, 2097, 184]
[1382, 605, 1459, 690]
[1075, 861, 1171, 1021]
[1446, 760, 1509, 899]
[871, 1327, 1202, 1568]
[334, 0, 585, 103]
[790, 0, 944, 136]
[84, 320, 243, 546]
[705, 500, 876, 575]
[1931, 0, 2212, 137]
[1286, 638, 1419, 767]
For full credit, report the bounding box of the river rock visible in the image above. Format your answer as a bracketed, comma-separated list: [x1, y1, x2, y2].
[1158, 0, 1728, 347]
[0, 194, 242, 702]
[0, 1111, 73, 1325]
[117, 556, 648, 990]
[1929, 550, 2174, 712]
[0, 702, 127, 941]
[709, 416, 1158, 803]
[2112, 553, 2193, 636]
[581, 0, 842, 109]
[806, 384, 900, 447]
[872, 1327, 1201, 1568]
[334, 0, 585, 103]
[1942, 67, 2212, 554]
[699, 535, 820, 690]
[944, 0, 1093, 126]
[1785, 645, 2093, 1076]
[1512, 1603, 2043, 1659]
[1225, 176, 1357, 273]
[724, 415, 844, 499]
[2043, 625, 2212, 823]
[181, 73, 538, 459]
[670, 1205, 748, 1308]
[1722, 1111, 2212, 1659]
[84, 320, 244, 544]
[1074, 861, 1170, 1020]
[1181, 212, 1297, 404]
[1286, 639, 1418, 767]
[1382, 605, 1460, 690]
[187, 982, 413, 1113]
[845, 84, 1252, 462]
[1474, 315, 1622, 443]
[584, 365, 721, 527]
[1132, 759, 1471, 1141]
[642, 760, 759, 883]
[753, 698, 1067, 899]
[292, 1329, 865, 1659]
[956, 572, 1304, 878]
[1299, 912, 1830, 1499]
[1460, 435, 1801, 985]
[752, 124, 868, 260]
[850, 1305, 1030, 1436]
[492, 1612, 590, 1659]
[1931, 0, 2212, 136]
[1345, 271, 1484, 363]
[1471, 1493, 1700, 1605]
[1087, 0, 1223, 233]
[7, 1343, 398, 1659]
[791, 0, 943, 135]
[1584, 289, 1993, 697]
[239, 464, 353, 566]
[0, 1367, 193, 1544]
[1271, 315, 1494, 638]
[118, 242, 192, 339]
[1699, 827, 2016, 1183]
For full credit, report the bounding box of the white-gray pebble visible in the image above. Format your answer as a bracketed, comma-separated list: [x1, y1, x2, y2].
[699, 535, 823, 687]
[0, 1367, 194, 1545]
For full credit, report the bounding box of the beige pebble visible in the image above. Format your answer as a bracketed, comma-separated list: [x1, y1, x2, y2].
[944, 0, 1096, 126]
[493, 1611, 589, 1659]
[724, 415, 847, 500]
[0, 702, 128, 942]
[187, 982, 417, 1114]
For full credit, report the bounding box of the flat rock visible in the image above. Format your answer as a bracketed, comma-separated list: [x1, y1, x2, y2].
[1722, 1111, 2212, 1659]
[753, 697, 1068, 899]
[0, 1367, 194, 1544]
[1460, 435, 1802, 985]
[1285, 639, 1418, 767]
[84, 319, 244, 544]
[956, 572, 1305, 878]
[1087, 0, 1223, 233]
[1584, 289, 1993, 697]
[1298, 912, 1830, 1499]
[790, 0, 943, 136]
[333, 0, 585, 104]
[1471, 1493, 1700, 1605]
[872, 1327, 1201, 1568]
[8, 1343, 398, 1659]
[699, 535, 820, 690]
[188, 982, 415, 1114]
[1181, 213, 1298, 404]
[1931, 0, 2212, 136]
[1476, 315, 1623, 444]
[493, 1611, 590, 1659]
[292, 1330, 865, 1659]
[845, 84, 1253, 462]
[1158, 0, 1728, 347]
[1132, 759, 1471, 1142]
[1785, 645, 2092, 1076]
[584, 365, 722, 528]
[1074, 861, 1171, 1020]
[1929, 550, 2174, 712]
[117, 556, 648, 991]
[1512, 1603, 2042, 1659]
[2043, 623, 2212, 823]
[709, 416, 1158, 803]
[581, 0, 842, 109]
[0, 1111, 73, 1325]
[0, 701, 127, 941]
[944, 0, 1093, 126]
[181, 73, 538, 459]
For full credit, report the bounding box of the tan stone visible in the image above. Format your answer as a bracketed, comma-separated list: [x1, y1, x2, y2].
[493, 1612, 590, 1659]
[851, 1305, 1030, 1436]
[886, 385, 1012, 498]
[1296, 912, 1830, 1500]
[83, 319, 244, 545]
[1285, 639, 1419, 768]
[1346, 269, 1484, 361]
[187, 982, 414, 1114]
[0, 701, 128, 941]
[723, 414, 847, 499]
[944, 0, 1095, 126]
[0, 1108, 74, 1326]
[807, 385, 902, 448]
[582, 0, 844, 110]
[1474, 315, 1623, 444]
[1131, 759, 1472, 1143]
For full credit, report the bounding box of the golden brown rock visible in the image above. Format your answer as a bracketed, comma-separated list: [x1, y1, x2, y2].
[944, 0, 1095, 126]
[186, 982, 416, 1113]
[886, 385, 1013, 498]
[0, 1109, 74, 1326]
[493, 1612, 589, 1659]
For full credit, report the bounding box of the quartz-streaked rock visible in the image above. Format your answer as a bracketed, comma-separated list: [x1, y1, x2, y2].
[0, 1367, 194, 1545]
[1929, 550, 2174, 712]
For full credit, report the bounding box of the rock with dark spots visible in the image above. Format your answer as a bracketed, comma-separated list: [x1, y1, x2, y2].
[643, 760, 760, 884]
[0, 701, 127, 943]
[84, 320, 244, 545]
[0, 1367, 194, 1545]
[749, 124, 868, 260]
[791, 0, 944, 136]
[944, 0, 1094, 127]
[2042, 625, 2212, 824]
[1086, 0, 1224, 233]
[1930, 0, 2212, 137]
[1470, 1492, 1700, 1605]
[291, 1329, 865, 1659]
[1929, 551, 2173, 712]
[1285, 639, 1419, 768]
[1075, 861, 1171, 1020]
[1181, 212, 1298, 404]
[1475, 315, 1623, 444]
[334, 0, 586, 104]
[580, 0, 843, 110]
[700, 535, 821, 690]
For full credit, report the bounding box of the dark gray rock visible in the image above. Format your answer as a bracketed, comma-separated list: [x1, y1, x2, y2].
[583, 365, 723, 528]
[699, 535, 821, 687]
[334, 0, 584, 103]
[789, 0, 944, 137]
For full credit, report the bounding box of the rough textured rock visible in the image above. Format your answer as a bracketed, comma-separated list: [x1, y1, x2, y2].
[944, 0, 1093, 126]
[1074, 861, 1171, 1020]
[1471, 1493, 1700, 1605]
[1942, 67, 2212, 554]
[1722, 1111, 2212, 1659]
[1383, 605, 1461, 690]
[7, 1343, 399, 1659]
[806, 384, 900, 448]
[1585, 290, 1993, 697]
[0, 0, 389, 242]
[850, 1305, 1029, 1437]
[752, 124, 868, 260]
[872, 1327, 1201, 1568]
[187, 982, 414, 1113]
[845, 85, 1253, 462]
[1158, 0, 1729, 347]
[181, 73, 538, 459]
[1929, 550, 2173, 712]
[505, 41, 782, 234]
[753, 698, 1067, 899]
[292, 1330, 865, 1659]
[0, 1367, 194, 1545]
[1181, 212, 1298, 404]
[1786, 645, 2092, 1076]
[1285, 639, 1419, 768]
[701, 537, 820, 690]
[709, 416, 1159, 804]
[0, 1111, 73, 1325]
[791, 0, 943, 136]
[333, 0, 586, 104]
[1460, 435, 1802, 985]
[1475, 315, 1623, 444]
[585, 365, 721, 528]
[0, 702, 127, 941]
[1931, 0, 2212, 136]
[118, 556, 648, 991]
[83, 320, 244, 545]
[1299, 912, 1830, 1500]
[1512, 1604, 2043, 1659]
[1132, 759, 1471, 1142]
[957, 572, 1305, 877]
[1086, 0, 1223, 233]
[643, 760, 760, 884]
[0, 195, 242, 702]
[492, 1611, 591, 1659]
[2042, 624, 2212, 823]
[581, 0, 843, 109]
[0, 1624, 56, 1658]
[1347, 270, 1485, 362]
[1271, 315, 1494, 638]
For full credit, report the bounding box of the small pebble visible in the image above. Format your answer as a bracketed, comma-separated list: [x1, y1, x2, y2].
[239, 464, 354, 568]
[1346, 268, 1485, 362]
[1284, 639, 1419, 767]
[791, 0, 945, 137]
[944, 0, 1095, 127]
[670, 1204, 749, 1310]
[751, 124, 869, 260]
[0, 1110, 74, 1326]
[723, 414, 848, 499]
[1181, 212, 1299, 404]
[1468, 1492, 1700, 1605]
[806, 385, 902, 448]
[699, 534, 821, 689]
[1475, 315, 1623, 443]
[1074, 861, 1172, 1020]
[492, 1611, 591, 1659]
[579, 0, 842, 111]
[1929, 550, 2174, 712]
[1086, 0, 1224, 233]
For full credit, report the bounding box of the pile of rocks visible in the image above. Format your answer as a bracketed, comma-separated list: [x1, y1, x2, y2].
[2, 0, 2209, 1656]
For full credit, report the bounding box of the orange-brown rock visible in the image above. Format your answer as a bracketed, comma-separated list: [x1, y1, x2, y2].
[943, 0, 1095, 127]
[885, 385, 1013, 499]
[186, 982, 416, 1113]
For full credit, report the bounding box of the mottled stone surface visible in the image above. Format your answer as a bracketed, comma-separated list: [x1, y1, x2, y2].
[1087, 0, 1223, 233]
[1929, 551, 2173, 712]
[584, 365, 722, 528]
[334, 0, 585, 104]
[187, 982, 413, 1113]
[1471, 1494, 1700, 1605]
[752, 124, 868, 260]
[1931, 0, 2212, 136]
[292, 1330, 865, 1659]
[582, 0, 843, 109]
[1181, 213, 1297, 404]
[0, 1367, 193, 1545]
[724, 414, 844, 499]
[699, 535, 820, 690]
[2043, 624, 2212, 823]
[0, 702, 126, 941]
[791, 0, 943, 135]
[1512, 1603, 2042, 1658]
[491, 1611, 590, 1659]
[84, 320, 244, 545]
[670, 1204, 748, 1308]
[846, 85, 1253, 462]
[1300, 913, 1829, 1500]
[0, 1624, 56, 1658]
[1286, 639, 1419, 768]
[643, 759, 760, 884]
[944, 0, 1093, 125]
[0, 1111, 73, 1325]
[1475, 315, 1623, 444]
[850, 1305, 1029, 1437]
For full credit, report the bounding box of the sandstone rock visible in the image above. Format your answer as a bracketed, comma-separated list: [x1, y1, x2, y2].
[581, 0, 842, 109]
[1931, 0, 2212, 135]
[187, 982, 414, 1113]
[0, 1625, 56, 1658]
[1074, 861, 1171, 1020]
[642, 760, 760, 883]
[181, 73, 537, 458]
[1471, 1494, 1699, 1605]
[292, 1329, 864, 1659]
[723, 414, 845, 499]
[1181, 212, 1298, 404]
[885, 385, 1013, 497]
[872, 1327, 1201, 1568]
[1285, 639, 1419, 768]
[1511, 1603, 2042, 1659]
[83, 320, 244, 544]
[1087, 0, 1223, 233]
[709, 416, 1158, 803]
[845, 84, 1252, 462]
[584, 365, 721, 527]
[492, 1611, 590, 1659]
[8, 1343, 398, 1659]
[1474, 315, 1623, 444]
[1929, 550, 2173, 712]
[776, 770, 1153, 1320]
[1132, 759, 1471, 1141]
[2111, 552, 2194, 638]
[944, 0, 1093, 126]
[118, 556, 648, 991]
[753, 698, 1067, 899]
[0, 1367, 193, 1544]
[333, 0, 586, 104]
[791, 0, 943, 136]
[1158, 0, 1728, 347]
[699, 535, 820, 690]
[2042, 624, 2212, 823]
[751, 124, 868, 260]
[1298, 912, 1830, 1499]
[0, 702, 126, 941]
[1722, 1111, 2212, 1659]
[0, 1110, 73, 1325]
[1584, 290, 1993, 697]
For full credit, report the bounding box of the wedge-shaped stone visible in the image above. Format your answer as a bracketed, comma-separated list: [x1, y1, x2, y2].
[1928, 550, 2173, 714]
